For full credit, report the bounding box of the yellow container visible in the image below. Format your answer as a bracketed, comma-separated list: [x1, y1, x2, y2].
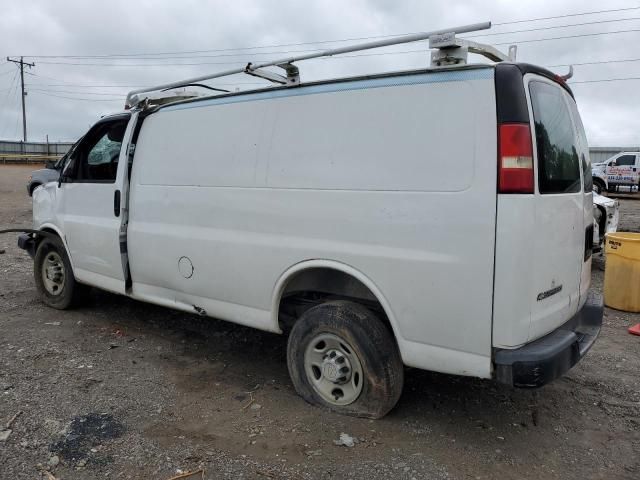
[604, 232, 640, 312]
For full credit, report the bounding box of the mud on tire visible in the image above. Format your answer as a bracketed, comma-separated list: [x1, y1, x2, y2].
[287, 300, 404, 419]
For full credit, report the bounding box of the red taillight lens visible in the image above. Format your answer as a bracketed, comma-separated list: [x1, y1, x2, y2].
[498, 123, 534, 194]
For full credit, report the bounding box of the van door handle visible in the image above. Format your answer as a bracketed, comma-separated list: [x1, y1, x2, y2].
[114, 190, 121, 217]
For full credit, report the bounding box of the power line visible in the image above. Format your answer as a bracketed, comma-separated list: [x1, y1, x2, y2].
[11, 78, 22, 139]
[493, 27, 640, 45]
[467, 15, 640, 38]
[23, 71, 264, 87]
[29, 91, 122, 102]
[6, 56, 35, 141]
[0, 71, 19, 137]
[29, 27, 640, 67]
[24, 82, 263, 88]
[29, 88, 130, 96]
[26, 74, 640, 101]
[570, 77, 640, 84]
[28, 20, 640, 64]
[548, 57, 640, 68]
[23, 58, 640, 97]
[493, 6, 640, 25]
[15, 6, 640, 60]
[23, 15, 640, 63]
[27, 83, 149, 88]
[19, 57, 640, 94]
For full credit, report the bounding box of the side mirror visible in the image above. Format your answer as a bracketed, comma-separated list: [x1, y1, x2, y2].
[610, 161, 617, 167]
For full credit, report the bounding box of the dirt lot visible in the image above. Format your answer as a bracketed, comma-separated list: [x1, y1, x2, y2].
[1, 164, 639, 480]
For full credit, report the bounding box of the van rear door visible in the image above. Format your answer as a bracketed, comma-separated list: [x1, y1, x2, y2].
[525, 77, 587, 341]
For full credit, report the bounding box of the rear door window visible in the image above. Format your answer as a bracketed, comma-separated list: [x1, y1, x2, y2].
[529, 81, 581, 194]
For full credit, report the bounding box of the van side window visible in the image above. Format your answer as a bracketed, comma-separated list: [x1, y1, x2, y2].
[67, 119, 128, 183]
[614, 154, 636, 166]
[529, 81, 581, 194]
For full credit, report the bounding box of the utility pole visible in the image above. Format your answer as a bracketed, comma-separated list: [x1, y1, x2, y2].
[6, 56, 35, 142]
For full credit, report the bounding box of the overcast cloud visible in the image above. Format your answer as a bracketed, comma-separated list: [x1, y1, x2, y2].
[0, 0, 639, 147]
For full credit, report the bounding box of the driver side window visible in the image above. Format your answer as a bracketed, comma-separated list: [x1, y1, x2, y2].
[65, 119, 128, 183]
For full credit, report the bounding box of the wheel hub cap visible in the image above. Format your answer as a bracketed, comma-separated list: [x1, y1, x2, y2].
[304, 333, 363, 406]
[42, 252, 65, 296]
[321, 350, 352, 384]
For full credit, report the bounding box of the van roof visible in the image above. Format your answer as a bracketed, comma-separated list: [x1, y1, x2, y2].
[152, 62, 571, 112]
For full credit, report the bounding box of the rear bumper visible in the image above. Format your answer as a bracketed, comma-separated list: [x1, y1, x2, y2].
[494, 290, 603, 388]
[17, 233, 36, 258]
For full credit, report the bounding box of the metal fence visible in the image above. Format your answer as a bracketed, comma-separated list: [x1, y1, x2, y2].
[0, 140, 74, 164]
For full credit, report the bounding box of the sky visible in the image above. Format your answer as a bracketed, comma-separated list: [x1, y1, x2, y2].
[0, 0, 639, 147]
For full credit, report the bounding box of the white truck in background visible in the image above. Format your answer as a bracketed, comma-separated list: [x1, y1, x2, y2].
[17, 23, 602, 418]
[592, 151, 640, 193]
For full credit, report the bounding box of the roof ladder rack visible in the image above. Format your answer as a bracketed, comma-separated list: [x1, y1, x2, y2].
[429, 32, 516, 68]
[245, 62, 300, 86]
[126, 21, 512, 108]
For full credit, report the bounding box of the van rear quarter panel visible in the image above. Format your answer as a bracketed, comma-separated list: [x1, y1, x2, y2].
[127, 69, 498, 377]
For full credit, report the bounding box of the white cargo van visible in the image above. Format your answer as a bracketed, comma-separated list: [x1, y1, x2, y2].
[18, 24, 602, 418]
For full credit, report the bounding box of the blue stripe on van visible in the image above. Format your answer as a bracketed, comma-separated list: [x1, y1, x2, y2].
[162, 67, 494, 112]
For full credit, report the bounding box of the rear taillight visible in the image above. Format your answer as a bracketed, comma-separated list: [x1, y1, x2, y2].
[498, 123, 534, 194]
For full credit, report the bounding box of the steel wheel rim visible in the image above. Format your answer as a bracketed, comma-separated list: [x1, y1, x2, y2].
[42, 251, 65, 296]
[304, 333, 364, 406]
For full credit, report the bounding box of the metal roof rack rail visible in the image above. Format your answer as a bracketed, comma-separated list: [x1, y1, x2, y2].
[125, 21, 516, 109]
[429, 33, 517, 68]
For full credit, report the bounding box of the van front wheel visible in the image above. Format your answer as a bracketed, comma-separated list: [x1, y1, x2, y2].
[593, 178, 606, 194]
[287, 301, 404, 419]
[34, 237, 89, 309]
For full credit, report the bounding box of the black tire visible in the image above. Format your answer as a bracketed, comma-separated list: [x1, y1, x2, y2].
[287, 300, 404, 419]
[34, 237, 90, 309]
[29, 183, 41, 196]
[593, 179, 604, 194]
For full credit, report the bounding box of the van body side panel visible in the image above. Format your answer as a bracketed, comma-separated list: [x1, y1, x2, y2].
[127, 69, 497, 377]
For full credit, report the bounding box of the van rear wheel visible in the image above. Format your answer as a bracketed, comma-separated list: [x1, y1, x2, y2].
[287, 301, 404, 419]
[34, 237, 89, 309]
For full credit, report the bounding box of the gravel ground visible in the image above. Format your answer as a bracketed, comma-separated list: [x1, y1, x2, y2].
[1, 164, 639, 480]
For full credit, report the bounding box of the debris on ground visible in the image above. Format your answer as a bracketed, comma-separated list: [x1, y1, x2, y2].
[44, 322, 61, 326]
[0, 410, 23, 442]
[333, 432, 356, 447]
[166, 469, 205, 480]
[255, 470, 277, 478]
